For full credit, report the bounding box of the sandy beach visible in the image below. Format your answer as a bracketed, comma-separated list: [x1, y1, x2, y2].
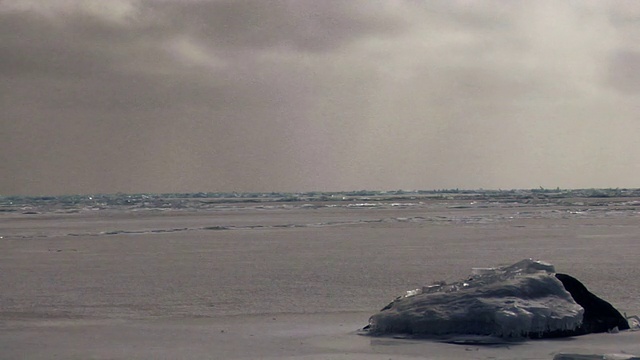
[2, 196, 640, 359]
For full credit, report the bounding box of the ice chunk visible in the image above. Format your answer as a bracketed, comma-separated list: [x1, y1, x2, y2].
[364, 259, 584, 339]
[553, 354, 640, 360]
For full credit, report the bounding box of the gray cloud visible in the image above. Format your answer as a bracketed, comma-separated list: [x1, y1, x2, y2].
[1, 0, 639, 195]
[152, 0, 406, 52]
[608, 50, 640, 94]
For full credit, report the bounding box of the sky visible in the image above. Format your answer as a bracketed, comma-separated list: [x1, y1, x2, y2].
[1, 0, 639, 196]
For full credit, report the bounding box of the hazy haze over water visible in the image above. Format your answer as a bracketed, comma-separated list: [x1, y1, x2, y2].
[1, 0, 639, 195]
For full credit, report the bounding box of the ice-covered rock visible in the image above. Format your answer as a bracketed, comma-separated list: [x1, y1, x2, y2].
[363, 259, 628, 339]
[554, 354, 640, 360]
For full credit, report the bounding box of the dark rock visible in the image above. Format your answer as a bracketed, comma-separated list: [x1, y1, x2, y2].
[555, 273, 630, 334]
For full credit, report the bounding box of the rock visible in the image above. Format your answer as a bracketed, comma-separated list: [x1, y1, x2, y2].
[555, 273, 630, 335]
[362, 259, 629, 340]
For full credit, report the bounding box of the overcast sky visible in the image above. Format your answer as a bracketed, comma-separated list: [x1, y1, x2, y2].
[1, 0, 639, 195]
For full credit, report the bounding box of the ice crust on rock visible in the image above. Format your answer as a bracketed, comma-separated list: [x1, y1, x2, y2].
[366, 259, 585, 339]
[554, 354, 640, 360]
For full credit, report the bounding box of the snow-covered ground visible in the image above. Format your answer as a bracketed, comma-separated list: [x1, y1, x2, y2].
[1, 197, 639, 359]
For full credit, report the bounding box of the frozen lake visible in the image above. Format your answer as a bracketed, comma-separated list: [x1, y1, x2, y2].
[1, 193, 639, 359]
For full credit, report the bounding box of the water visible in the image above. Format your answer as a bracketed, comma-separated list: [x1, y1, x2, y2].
[2, 188, 639, 214]
[2, 189, 639, 241]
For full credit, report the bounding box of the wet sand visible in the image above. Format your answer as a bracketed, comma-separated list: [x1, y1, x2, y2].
[1, 198, 640, 359]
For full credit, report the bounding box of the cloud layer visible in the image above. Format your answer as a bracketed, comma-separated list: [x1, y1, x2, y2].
[2, 0, 639, 195]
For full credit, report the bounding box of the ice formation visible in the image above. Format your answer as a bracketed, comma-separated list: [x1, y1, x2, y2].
[554, 354, 640, 360]
[364, 259, 629, 339]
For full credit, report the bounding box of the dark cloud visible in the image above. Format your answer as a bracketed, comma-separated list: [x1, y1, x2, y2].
[149, 0, 406, 52]
[1, 0, 640, 195]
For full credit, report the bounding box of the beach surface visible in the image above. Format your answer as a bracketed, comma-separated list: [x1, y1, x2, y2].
[2, 195, 639, 359]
